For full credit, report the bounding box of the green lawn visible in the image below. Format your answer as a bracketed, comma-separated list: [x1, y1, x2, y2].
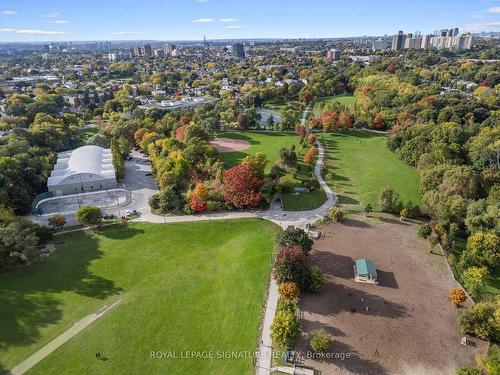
[78, 127, 99, 145]
[0, 220, 278, 375]
[309, 95, 356, 121]
[314, 95, 355, 108]
[219, 131, 301, 171]
[281, 158, 326, 211]
[320, 131, 421, 212]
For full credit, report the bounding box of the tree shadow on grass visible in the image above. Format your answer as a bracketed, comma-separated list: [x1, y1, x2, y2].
[98, 225, 145, 240]
[0, 231, 121, 359]
[337, 195, 359, 205]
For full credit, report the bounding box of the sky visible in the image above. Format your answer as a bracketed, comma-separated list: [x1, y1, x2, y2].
[0, 0, 500, 42]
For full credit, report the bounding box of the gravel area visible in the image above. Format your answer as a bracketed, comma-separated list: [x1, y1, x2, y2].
[296, 214, 487, 375]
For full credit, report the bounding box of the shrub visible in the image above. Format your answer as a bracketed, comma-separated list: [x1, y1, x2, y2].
[449, 288, 467, 306]
[48, 214, 66, 230]
[271, 311, 300, 350]
[273, 246, 307, 285]
[76, 206, 102, 226]
[458, 298, 499, 341]
[149, 186, 181, 213]
[276, 226, 313, 255]
[460, 231, 499, 273]
[277, 298, 298, 314]
[418, 223, 432, 239]
[119, 218, 129, 227]
[455, 366, 481, 375]
[401, 203, 418, 219]
[279, 282, 300, 299]
[327, 206, 344, 222]
[364, 203, 373, 214]
[310, 329, 332, 353]
[378, 185, 401, 213]
[304, 266, 325, 292]
[462, 266, 488, 300]
[206, 200, 223, 212]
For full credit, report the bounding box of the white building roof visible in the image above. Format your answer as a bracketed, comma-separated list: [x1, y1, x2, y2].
[47, 145, 116, 188]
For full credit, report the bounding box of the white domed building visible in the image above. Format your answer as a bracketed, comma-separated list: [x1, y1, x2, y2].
[47, 145, 117, 196]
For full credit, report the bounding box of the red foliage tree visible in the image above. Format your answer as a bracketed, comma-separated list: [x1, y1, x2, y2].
[307, 133, 317, 145]
[386, 63, 397, 73]
[339, 112, 353, 129]
[296, 125, 307, 137]
[302, 91, 313, 103]
[191, 194, 207, 213]
[223, 163, 262, 208]
[373, 113, 384, 129]
[175, 124, 188, 142]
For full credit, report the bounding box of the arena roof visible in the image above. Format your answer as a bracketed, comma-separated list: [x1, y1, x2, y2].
[47, 145, 116, 188]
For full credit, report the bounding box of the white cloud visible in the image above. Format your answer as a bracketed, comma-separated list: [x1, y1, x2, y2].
[224, 25, 246, 29]
[43, 12, 59, 18]
[487, 7, 500, 13]
[3, 10, 17, 16]
[462, 22, 500, 32]
[0, 28, 68, 35]
[110, 31, 141, 35]
[220, 18, 237, 22]
[193, 18, 214, 23]
[48, 20, 69, 24]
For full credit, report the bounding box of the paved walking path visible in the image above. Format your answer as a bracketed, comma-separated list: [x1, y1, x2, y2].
[10, 299, 122, 375]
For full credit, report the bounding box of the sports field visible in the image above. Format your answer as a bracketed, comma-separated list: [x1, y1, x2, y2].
[219, 131, 301, 171]
[0, 220, 278, 375]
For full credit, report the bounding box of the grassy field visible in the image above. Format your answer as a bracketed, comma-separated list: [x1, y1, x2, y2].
[281, 158, 326, 211]
[0, 220, 278, 375]
[219, 131, 301, 171]
[78, 126, 99, 145]
[320, 131, 421, 212]
[314, 95, 355, 108]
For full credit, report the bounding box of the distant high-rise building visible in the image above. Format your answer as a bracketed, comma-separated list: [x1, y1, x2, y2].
[372, 38, 388, 51]
[143, 44, 152, 56]
[231, 43, 245, 59]
[153, 49, 164, 57]
[391, 31, 405, 51]
[163, 43, 176, 55]
[131, 46, 142, 57]
[327, 49, 341, 62]
[421, 34, 432, 49]
[203, 35, 208, 48]
[453, 28, 459, 37]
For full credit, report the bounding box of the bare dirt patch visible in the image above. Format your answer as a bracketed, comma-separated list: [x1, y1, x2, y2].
[210, 137, 251, 153]
[296, 214, 487, 375]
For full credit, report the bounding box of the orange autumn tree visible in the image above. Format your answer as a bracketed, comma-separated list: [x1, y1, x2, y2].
[449, 288, 467, 306]
[304, 146, 319, 164]
[191, 181, 208, 212]
[279, 282, 300, 299]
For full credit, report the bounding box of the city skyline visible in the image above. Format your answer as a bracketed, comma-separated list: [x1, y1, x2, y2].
[1, 0, 500, 42]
